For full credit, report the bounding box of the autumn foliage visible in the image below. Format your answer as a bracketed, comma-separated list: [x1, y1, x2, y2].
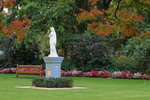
[0, 0, 16, 8]
[77, 0, 149, 38]
[1, 19, 32, 42]
[0, 0, 32, 42]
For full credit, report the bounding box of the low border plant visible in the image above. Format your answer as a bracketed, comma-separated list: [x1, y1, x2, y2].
[0, 68, 149, 80]
[32, 77, 73, 88]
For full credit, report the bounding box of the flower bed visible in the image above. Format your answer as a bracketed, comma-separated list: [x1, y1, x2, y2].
[61, 70, 149, 80]
[0, 68, 16, 73]
[0, 68, 45, 75]
[0, 68, 149, 80]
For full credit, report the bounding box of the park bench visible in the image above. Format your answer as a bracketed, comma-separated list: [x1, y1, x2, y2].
[16, 64, 42, 78]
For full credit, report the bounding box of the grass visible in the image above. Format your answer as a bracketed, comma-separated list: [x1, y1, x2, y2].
[1, 74, 150, 100]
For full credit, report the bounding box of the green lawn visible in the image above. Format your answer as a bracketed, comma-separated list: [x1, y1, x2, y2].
[1, 74, 150, 100]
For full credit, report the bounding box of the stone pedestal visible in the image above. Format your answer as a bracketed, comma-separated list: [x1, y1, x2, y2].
[43, 57, 64, 78]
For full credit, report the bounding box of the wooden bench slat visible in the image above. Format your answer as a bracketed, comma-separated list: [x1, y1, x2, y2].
[17, 66, 42, 67]
[17, 72, 41, 74]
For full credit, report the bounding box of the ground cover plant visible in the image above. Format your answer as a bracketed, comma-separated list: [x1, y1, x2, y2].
[32, 77, 73, 88]
[1, 74, 150, 100]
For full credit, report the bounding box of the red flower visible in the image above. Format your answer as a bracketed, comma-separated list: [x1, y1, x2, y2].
[91, 70, 98, 77]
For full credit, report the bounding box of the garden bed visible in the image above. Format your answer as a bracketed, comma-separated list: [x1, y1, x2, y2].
[0, 68, 149, 80]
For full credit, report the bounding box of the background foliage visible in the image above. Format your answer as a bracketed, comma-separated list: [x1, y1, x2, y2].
[0, 0, 150, 74]
[66, 33, 113, 72]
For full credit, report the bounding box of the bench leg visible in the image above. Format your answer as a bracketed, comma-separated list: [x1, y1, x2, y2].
[16, 73, 18, 78]
[40, 73, 42, 77]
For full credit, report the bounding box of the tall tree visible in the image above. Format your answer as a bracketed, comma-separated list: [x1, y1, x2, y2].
[0, 0, 31, 42]
[77, 0, 150, 38]
[6, 0, 78, 57]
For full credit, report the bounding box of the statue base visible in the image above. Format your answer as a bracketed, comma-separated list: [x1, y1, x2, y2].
[43, 57, 64, 78]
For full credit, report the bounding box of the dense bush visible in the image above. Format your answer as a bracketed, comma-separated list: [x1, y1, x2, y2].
[32, 77, 73, 88]
[112, 56, 144, 73]
[123, 35, 150, 73]
[32, 77, 45, 87]
[0, 54, 3, 57]
[0, 37, 40, 68]
[67, 33, 113, 72]
[61, 59, 76, 71]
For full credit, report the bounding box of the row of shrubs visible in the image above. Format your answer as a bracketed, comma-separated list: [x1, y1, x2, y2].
[0, 68, 149, 80]
[32, 77, 73, 88]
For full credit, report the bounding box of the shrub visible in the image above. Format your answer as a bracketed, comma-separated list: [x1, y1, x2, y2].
[1, 68, 13, 73]
[44, 78, 56, 88]
[122, 35, 150, 73]
[114, 56, 143, 73]
[133, 72, 142, 79]
[111, 71, 121, 78]
[67, 33, 112, 72]
[91, 70, 99, 77]
[61, 70, 67, 76]
[55, 78, 73, 88]
[117, 72, 134, 79]
[142, 74, 149, 79]
[83, 72, 92, 77]
[42, 69, 45, 75]
[11, 68, 16, 73]
[32, 77, 73, 88]
[61, 59, 76, 71]
[72, 70, 82, 77]
[99, 70, 111, 78]
[0, 54, 3, 57]
[61, 70, 83, 77]
[66, 71, 73, 76]
[32, 77, 45, 87]
[0, 37, 40, 68]
[83, 70, 111, 78]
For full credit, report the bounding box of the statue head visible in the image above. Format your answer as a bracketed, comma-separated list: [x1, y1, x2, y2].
[50, 27, 55, 32]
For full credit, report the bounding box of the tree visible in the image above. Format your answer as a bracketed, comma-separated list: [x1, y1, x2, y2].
[123, 34, 150, 73]
[75, 0, 150, 56]
[77, 0, 150, 38]
[0, 0, 31, 42]
[8, 0, 78, 57]
[0, 36, 40, 68]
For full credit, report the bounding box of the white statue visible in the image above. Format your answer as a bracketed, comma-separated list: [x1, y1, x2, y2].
[48, 27, 58, 57]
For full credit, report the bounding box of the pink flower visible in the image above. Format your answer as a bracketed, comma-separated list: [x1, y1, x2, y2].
[83, 72, 92, 77]
[1, 68, 12, 73]
[61, 70, 67, 76]
[118, 72, 126, 79]
[67, 71, 73, 76]
[91, 70, 99, 77]
[125, 72, 134, 79]
[42, 69, 45, 75]
[142, 74, 149, 79]
[99, 70, 111, 78]
[74, 71, 82, 77]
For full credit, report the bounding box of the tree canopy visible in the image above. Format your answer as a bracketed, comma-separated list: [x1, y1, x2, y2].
[77, 0, 150, 38]
[0, 0, 31, 42]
